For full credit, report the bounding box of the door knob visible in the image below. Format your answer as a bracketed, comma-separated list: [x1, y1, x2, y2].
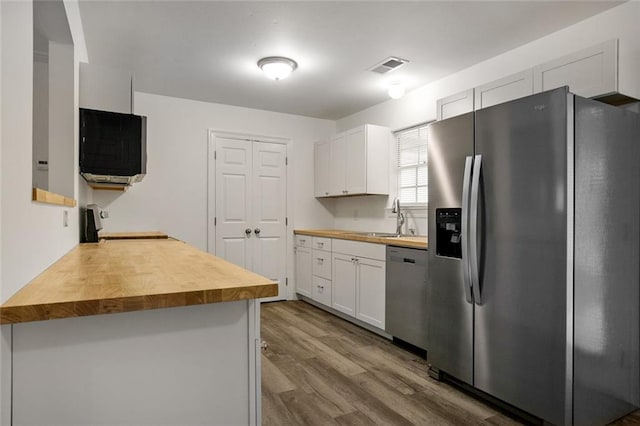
[245, 228, 252, 235]
[254, 228, 261, 235]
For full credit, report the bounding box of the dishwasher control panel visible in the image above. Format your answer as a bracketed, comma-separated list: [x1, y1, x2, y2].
[435, 208, 461, 259]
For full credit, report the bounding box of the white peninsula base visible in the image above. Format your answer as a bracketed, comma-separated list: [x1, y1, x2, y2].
[10, 300, 261, 425]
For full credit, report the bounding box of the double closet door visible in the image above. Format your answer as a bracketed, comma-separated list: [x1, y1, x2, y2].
[215, 137, 287, 300]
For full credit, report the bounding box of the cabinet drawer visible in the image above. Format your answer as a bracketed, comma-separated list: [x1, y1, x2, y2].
[312, 237, 332, 251]
[312, 249, 332, 279]
[295, 235, 311, 247]
[312, 276, 332, 307]
[332, 239, 386, 261]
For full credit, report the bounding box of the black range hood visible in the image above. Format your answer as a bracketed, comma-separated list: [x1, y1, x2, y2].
[79, 108, 147, 188]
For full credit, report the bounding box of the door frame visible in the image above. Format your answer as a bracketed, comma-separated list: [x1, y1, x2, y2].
[207, 129, 292, 300]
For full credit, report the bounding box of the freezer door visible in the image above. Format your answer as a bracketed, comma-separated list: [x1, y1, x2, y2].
[573, 97, 640, 425]
[427, 112, 474, 384]
[473, 88, 569, 425]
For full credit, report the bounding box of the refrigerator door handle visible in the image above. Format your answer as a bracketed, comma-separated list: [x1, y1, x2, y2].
[470, 154, 482, 305]
[461, 156, 474, 304]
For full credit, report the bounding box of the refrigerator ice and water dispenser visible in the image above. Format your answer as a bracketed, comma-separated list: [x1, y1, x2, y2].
[435, 208, 462, 258]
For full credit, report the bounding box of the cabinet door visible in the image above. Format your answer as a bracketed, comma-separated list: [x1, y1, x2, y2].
[356, 258, 386, 329]
[474, 70, 533, 110]
[329, 133, 346, 196]
[332, 254, 356, 316]
[295, 246, 312, 297]
[533, 39, 617, 98]
[344, 127, 366, 195]
[314, 140, 331, 197]
[436, 89, 474, 120]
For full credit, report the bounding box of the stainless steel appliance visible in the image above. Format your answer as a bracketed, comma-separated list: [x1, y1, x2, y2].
[84, 203, 103, 243]
[427, 87, 640, 425]
[386, 246, 428, 350]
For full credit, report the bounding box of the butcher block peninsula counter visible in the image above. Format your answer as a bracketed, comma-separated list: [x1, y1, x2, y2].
[0, 238, 277, 324]
[3, 237, 275, 426]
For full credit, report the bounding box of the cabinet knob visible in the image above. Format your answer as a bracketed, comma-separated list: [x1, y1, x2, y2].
[317, 257, 324, 264]
[260, 340, 268, 351]
[254, 228, 261, 235]
[245, 228, 252, 235]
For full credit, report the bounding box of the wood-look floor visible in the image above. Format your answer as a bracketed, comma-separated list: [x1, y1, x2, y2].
[261, 300, 640, 426]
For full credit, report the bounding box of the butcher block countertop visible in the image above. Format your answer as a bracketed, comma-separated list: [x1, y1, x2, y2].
[0, 238, 277, 324]
[99, 231, 169, 240]
[294, 229, 428, 249]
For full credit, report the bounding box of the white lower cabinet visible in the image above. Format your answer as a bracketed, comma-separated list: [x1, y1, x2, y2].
[332, 253, 357, 316]
[355, 257, 385, 329]
[332, 240, 386, 330]
[311, 237, 332, 307]
[294, 245, 312, 297]
[297, 235, 387, 331]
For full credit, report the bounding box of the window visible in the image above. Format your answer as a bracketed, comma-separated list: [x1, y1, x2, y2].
[395, 123, 430, 205]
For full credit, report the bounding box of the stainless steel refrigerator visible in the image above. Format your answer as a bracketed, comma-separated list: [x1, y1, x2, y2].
[427, 87, 640, 425]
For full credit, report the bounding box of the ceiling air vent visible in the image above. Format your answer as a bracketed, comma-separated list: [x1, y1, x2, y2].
[368, 57, 409, 74]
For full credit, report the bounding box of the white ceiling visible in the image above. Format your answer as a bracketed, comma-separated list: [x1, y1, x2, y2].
[78, 1, 623, 120]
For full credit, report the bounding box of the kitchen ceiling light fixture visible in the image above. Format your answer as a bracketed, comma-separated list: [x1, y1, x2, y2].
[257, 56, 298, 80]
[388, 81, 405, 99]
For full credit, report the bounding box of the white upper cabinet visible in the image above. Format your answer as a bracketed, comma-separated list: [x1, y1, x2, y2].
[436, 89, 474, 120]
[437, 39, 624, 120]
[345, 127, 367, 194]
[474, 70, 534, 110]
[533, 39, 617, 99]
[314, 139, 331, 197]
[318, 124, 390, 197]
[329, 133, 346, 196]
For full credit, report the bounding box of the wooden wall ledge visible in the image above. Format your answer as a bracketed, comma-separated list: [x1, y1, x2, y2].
[32, 188, 77, 207]
[0, 239, 277, 324]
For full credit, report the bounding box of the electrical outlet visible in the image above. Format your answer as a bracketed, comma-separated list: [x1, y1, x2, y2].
[63, 210, 69, 227]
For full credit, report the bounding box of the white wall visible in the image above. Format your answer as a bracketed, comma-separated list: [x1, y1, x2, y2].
[79, 62, 132, 114]
[0, 0, 5, 423]
[48, 41, 75, 198]
[32, 57, 49, 190]
[1, 0, 79, 303]
[1, 3, 81, 422]
[332, 0, 640, 234]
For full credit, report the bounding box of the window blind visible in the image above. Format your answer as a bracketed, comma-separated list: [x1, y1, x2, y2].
[395, 123, 429, 204]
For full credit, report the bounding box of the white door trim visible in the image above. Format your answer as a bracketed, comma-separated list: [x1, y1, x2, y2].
[207, 129, 292, 300]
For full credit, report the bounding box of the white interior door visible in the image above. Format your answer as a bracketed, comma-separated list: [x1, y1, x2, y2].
[214, 136, 287, 301]
[215, 137, 253, 270]
[252, 142, 287, 301]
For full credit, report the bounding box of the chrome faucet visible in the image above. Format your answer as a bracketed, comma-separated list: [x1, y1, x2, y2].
[392, 197, 405, 236]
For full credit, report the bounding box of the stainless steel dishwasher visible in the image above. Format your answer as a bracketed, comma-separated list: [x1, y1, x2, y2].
[385, 245, 428, 350]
